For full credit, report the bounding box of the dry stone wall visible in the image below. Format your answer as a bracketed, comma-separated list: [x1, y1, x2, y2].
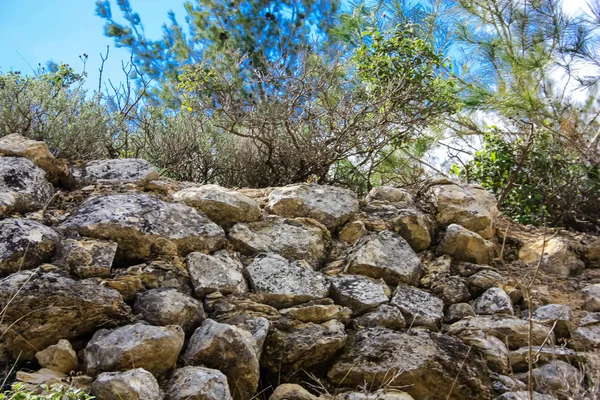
[0, 134, 599, 400]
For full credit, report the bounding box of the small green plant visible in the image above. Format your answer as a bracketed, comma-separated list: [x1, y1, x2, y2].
[0, 383, 93, 400]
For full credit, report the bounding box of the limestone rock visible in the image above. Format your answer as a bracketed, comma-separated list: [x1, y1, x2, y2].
[34, 339, 79, 374]
[267, 184, 359, 230]
[519, 237, 584, 277]
[445, 315, 553, 349]
[262, 319, 347, 376]
[569, 317, 600, 350]
[491, 373, 527, 394]
[186, 250, 248, 297]
[204, 293, 280, 321]
[83, 323, 184, 377]
[91, 368, 160, 400]
[60, 193, 226, 262]
[444, 303, 475, 323]
[346, 231, 422, 286]
[531, 360, 583, 398]
[473, 287, 514, 316]
[509, 346, 579, 372]
[0, 134, 60, 183]
[497, 392, 558, 400]
[183, 319, 259, 400]
[16, 368, 66, 387]
[164, 366, 232, 400]
[354, 304, 406, 330]
[133, 288, 205, 333]
[340, 391, 415, 400]
[0, 271, 131, 361]
[329, 274, 390, 316]
[428, 275, 472, 306]
[364, 186, 415, 207]
[172, 184, 261, 227]
[0, 157, 54, 217]
[437, 224, 494, 264]
[230, 216, 330, 266]
[269, 384, 317, 400]
[434, 183, 498, 239]
[53, 238, 117, 278]
[339, 220, 367, 243]
[389, 208, 434, 252]
[581, 284, 600, 312]
[217, 315, 270, 359]
[328, 328, 492, 400]
[0, 218, 59, 276]
[118, 259, 192, 294]
[69, 158, 159, 188]
[459, 330, 510, 374]
[279, 300, 351, 324]
[390, 285, 444, 330]
[467, 269, 506, 297]
[528, 304, 572, 338]
[244, 253, 330, 308]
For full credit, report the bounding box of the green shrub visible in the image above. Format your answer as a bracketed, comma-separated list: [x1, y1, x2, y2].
[0, 383, 93, 400]
[0, 66, 113, 160]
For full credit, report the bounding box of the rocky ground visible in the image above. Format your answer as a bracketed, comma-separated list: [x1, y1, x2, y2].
[0, 133, 599, 400]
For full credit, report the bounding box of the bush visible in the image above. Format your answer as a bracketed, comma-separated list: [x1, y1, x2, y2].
[0, 65, 114, 160]
[0, 383, 93, 400]
[454, 128, 600, 231]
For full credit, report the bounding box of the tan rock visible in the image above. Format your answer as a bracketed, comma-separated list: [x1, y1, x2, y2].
[434, 183, 498, 239]
[172, 184, 262, 227]
[437, 224, 494, 264]
[519, 237, 584, 277]
[0, 134, 62, 183]
[339, 220, 367, 243]
[269, 384, 317, 400]
[35, 339, 79, 374]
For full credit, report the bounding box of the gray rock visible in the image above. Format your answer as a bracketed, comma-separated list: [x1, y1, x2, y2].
[0, 271, 131, 361]
[0, 134, 59, 183]
[531, 360, 583, 398]
[69, 158, 159, 188]
[172, 184, 261, 227]
[0, 218, 59, 276]
[490, 373, 527, 394]
[133, 288, 205, 333]
[329, 274, 390, 316]
[340, 390, 415, 400]
[83, 323, 184, 377]
[390, 285, 444, 330]
[569, 321, 600, 350]
[230, 216, 330, 266]
[244, 253, 330, 308]
[459, 330, 510, 374]
[428, 275, 472, 306]
[509, 346, 580, 372]
[446, 315, 554, 349]
[444, 303, 475, 323]
[0, 157, 54, 217]
[354, 304, 406, 330]
[186, 250, 248, 297]
[437, 224, 494, 265]
[497, 392, 558, 400]
[267, 183, 358, 231]
[346, 231, 422, 286]
[34, 339, 79, 374]
[364, 186, 415, 207]
[433, 182, 498, 239]
[91, 368, 160, 400]
[262, 319, 347, 376]
[164, 366, 232, 400]
[581, 284, 600, 312]
[473, 287, 514, 316]
[468, 269, 506, 296]
[60, 193, 226, 262]
[53, 239, 117, 278]
[183, 319, 259, 400]
[328, 328, 492, 400]
[217, 315, 270, 359]
[528, 304, 572, 338]
[389, 208, 434, 252]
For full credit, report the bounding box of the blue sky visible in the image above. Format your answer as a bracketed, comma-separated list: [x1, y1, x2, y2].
[0, 1, 187, 92]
